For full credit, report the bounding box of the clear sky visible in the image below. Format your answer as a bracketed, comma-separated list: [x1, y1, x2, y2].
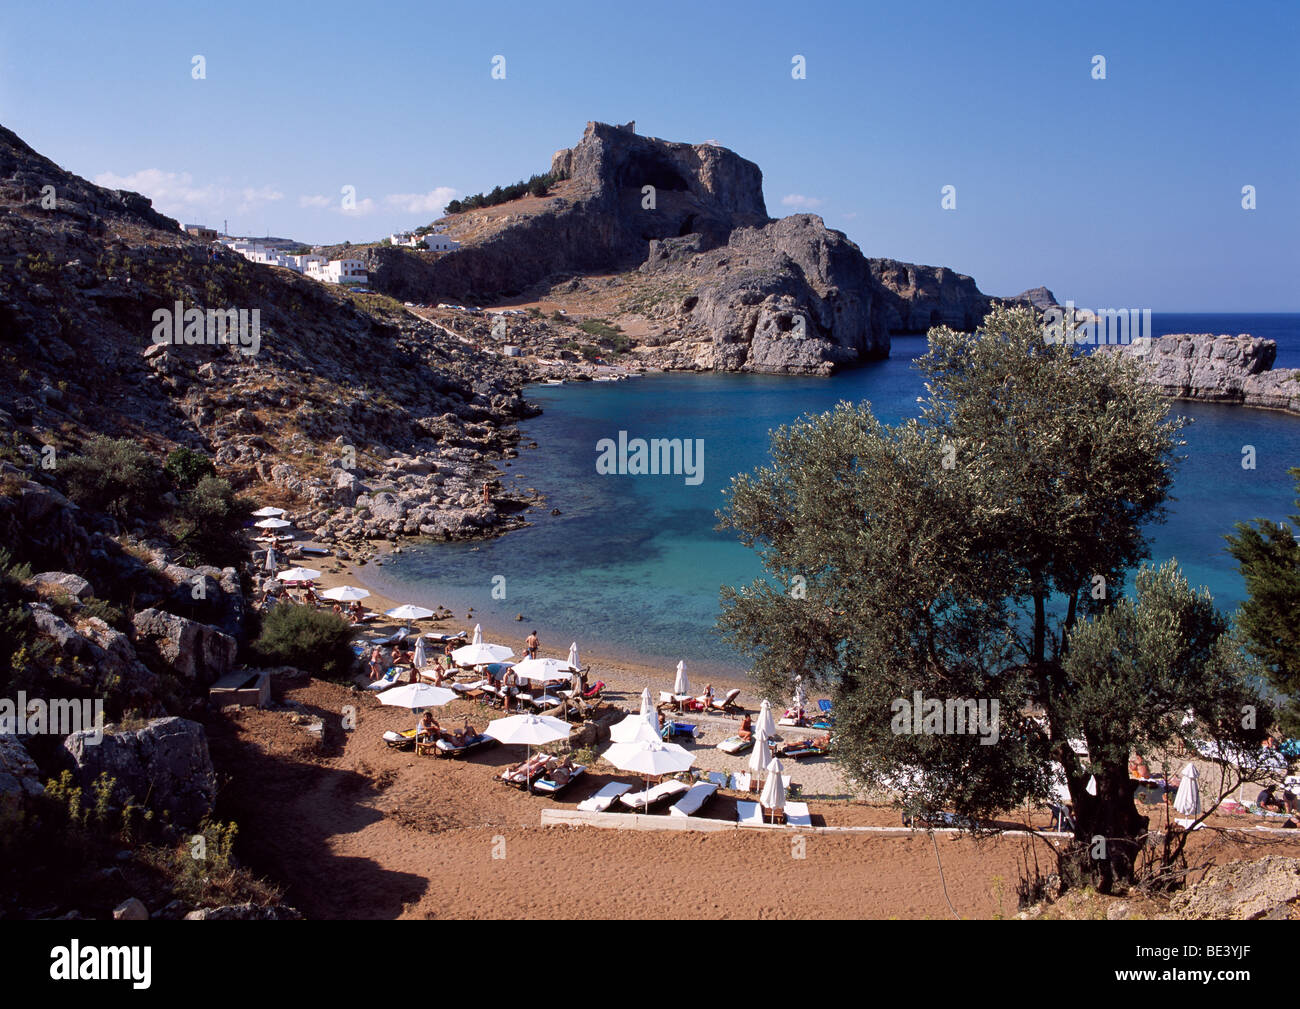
[3, 0, 1295, 310]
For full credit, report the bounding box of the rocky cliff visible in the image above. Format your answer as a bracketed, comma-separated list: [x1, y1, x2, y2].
[1098, 334, 1300, 416]
[349, 121, 1016, 374]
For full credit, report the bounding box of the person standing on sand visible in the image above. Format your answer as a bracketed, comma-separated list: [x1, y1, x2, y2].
[525, 630, 539, 660]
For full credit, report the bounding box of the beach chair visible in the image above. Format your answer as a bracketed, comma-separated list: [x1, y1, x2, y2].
[785, 802, 812, 828]
[707, 687, 743, 713]
[364, 668, 403, 691]
[577, 782, 633, 812]
[533, 765, 588, 796]
[661, 721, 699, 741]
[498, 754, 552, 788]
[717, 735, 753, 755]
[736, 801, 764, 825]
[812, 698, 834, 729]
[383, 727, 418, 750]
[731, 771, 753, 792]
[669, 782, 718, 817]
[705, 771, 730, 790]
[433, 733, 497, 759]
[580, 680, 605, 700]
[618, 779, 689, 812]
[373, 626, 412, 647]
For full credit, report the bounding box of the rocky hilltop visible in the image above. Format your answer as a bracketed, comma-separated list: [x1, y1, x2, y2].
[346, 121, 1014, 375]
[1099, 334, 1300, 416]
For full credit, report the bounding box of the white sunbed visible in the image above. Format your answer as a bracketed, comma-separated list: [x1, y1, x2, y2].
[669, 782, 719, 817]
[619, 779, 690, 812]
[736, 801, 764, 825]
[577, 782, 633, 812]
[785, 802, 812, 828]
[450, 678, 489, 693]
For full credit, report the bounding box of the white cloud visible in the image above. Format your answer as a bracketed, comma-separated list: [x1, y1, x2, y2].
[781, 193, 824, 210]
[384, 187, 458, 215]
[299, 194, 332, 208]
[95, 169, 282, 220]
[341, 197, 376, 216]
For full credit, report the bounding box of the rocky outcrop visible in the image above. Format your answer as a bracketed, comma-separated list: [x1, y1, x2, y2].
[183, 901, 302, 920]
[0, 734, 44, 807]
[1170, 856, 1300, 920]
[868, 259, 995, 336]
[1008, 286, 1060, 311]
[26, 605, 159, 711]
[29, 571, 93, 600]
[62, 716, 216, 830]
[132, 608, 237, 685]
[1099, 334, 1300, 416]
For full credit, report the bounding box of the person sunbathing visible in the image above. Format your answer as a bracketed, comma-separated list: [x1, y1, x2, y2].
[738, 714, 753, 742]
[447, 721, 475, 748]
[547, 755, 577, 785]
[415, 712, 440, 742]
[504, 753, 549, 782]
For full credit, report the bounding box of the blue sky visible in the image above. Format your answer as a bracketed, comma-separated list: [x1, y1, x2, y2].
[3, 0, 1296, 309]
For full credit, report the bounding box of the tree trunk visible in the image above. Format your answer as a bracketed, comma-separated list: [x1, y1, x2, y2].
[1072, 762, 1148, 892]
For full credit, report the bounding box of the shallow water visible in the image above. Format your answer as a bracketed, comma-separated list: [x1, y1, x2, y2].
[366, 314, 1300, 677]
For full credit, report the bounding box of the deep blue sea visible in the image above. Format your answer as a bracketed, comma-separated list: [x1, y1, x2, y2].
[366, 314, 1300, 677]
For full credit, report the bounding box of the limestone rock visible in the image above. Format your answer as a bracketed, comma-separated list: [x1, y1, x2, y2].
[30, 571, 93, 600]
[1170, 856, 1300, 920]
[63, 716, 216, 830]
[132, 608, 237, 684]
[113, 897, 149, 921]
[0, 734, 45, 805]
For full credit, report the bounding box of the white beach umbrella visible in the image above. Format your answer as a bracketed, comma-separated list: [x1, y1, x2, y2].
[761, 757, 787, 822]
[472, 624, 484, 645]
[263, 550, 278, 573]
[748, 731, 773, 780]
[673, 660, 690, 696]
[276, 567, 321, 583]
[511, 657, 570, 682]
[252, 506, 287, 518]
[604, 737, 694, 794]
[321, 585, 370, 602]
[413, 636, 428, 670]
[1174, 762, 1200, 817]
[756, 699, 778, 740]
[385, 604, 435, 621]
[377, 682, 456, 710]
[639, 687, 652, 717]
[610, 710, 661, 744]
[486, 713, 570, 792]
[452, 640, 514, 665]
[566, 642, 580, 671]
[254, 517, 292, 529]
[793, 676, 806, 712]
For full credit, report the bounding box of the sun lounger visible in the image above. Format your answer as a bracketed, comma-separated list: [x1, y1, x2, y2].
[372, 627, 412, 646]
[661, 721, 699, 740]
[451, 678, 489, 694]
[706, 771, 730, 789]
[423, 631, 467, 643]
[785, 802, 812, 827]
[618, 779, 690, 811]
[811, 698, 834, 729]
[577, 782, 633, 812]
[779, 739, 831, 760]
[706, 687, 743, 713]
[717, 735, 753, 755]
[581, 680, 605, 700]
[533, 765, 587, 796]
[731, 771, 752, 791]
[736, 801, 764, 825]
[365, 668, 402, 691]
[498, 754, 552, 787]
[434, 733, 497, 758]
[383, 727, 418, 749]
[669, 782, 719, 817]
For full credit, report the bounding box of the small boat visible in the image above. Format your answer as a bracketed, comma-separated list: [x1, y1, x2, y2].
[299, 546, 331, 556]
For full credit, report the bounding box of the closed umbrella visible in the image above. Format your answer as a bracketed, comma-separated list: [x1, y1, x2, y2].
[760, 757, 787, 823]
[673, 660, 690, 697]
[566, 642, 581, 672]
[252, 506, 287, 518]
[413, 636, 428, 670]
[321, 585, 369, 602]
[263, 550, 278, 573]
[385, 604, 435, 621]
[639, 688, 652, 717]
[756, 699, 777, 740]
[1174, 762, 1200, 818]
[748, 731, 773, 783]
[277, 567, 321, 583]
[793, 676, 806, 713]
[486, 714, 570, 793]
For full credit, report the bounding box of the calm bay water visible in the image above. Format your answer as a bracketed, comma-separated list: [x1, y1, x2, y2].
[366, 314, 1300, 677]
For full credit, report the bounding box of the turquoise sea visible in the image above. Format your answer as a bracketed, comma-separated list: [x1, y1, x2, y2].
[365, 314, 1300, 677]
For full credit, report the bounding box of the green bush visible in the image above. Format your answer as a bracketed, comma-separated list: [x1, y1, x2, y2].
[164, 447, 216, 490]
[170, 474, 250, 568]
[62, 436, 163, 521]
[252, 602, 356, 679]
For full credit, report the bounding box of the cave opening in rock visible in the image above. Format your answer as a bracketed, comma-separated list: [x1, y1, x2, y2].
[618, 152, 690, 192]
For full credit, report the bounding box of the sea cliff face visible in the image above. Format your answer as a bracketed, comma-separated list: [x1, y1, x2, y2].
[1099, 334, 1300, 416]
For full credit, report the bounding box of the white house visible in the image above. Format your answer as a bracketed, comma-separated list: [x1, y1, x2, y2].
[307, 259, 368, 285]
[423, 235, 460, 252]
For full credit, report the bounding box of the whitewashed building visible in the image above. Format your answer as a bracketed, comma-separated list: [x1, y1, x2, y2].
[422, 235, 460, 252]
[307, 259, 368, 285]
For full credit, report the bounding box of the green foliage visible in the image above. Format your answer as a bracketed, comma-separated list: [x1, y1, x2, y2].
[164, 447, 216, 490]
[252, 602, 356, 679]
[444, 171, 563, 214]
[169, 473, 250, 567]
[717, 305, 1189, 888]
[1226, 466, 1300, 734]
[578, 318, 629, 353]
[62, 436, 163, 521]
